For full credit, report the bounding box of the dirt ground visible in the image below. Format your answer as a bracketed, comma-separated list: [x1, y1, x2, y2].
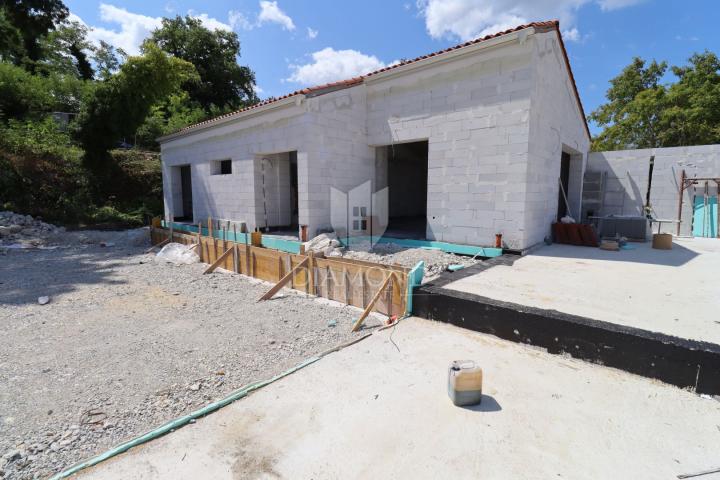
[0, 232, 378, 479]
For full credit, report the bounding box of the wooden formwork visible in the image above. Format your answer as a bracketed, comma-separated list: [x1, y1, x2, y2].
[150, 226, 409, 317]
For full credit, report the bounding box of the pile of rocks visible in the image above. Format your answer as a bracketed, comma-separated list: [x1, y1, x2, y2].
[341, 242, 481, 281]
[303, 233, 344, 257]
[0, 211, 65, 247]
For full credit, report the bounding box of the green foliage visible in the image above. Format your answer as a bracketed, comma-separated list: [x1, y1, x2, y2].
[93, 40, 125, 81]
[76, 43, 198, 161]
[134, 92, 207, 150]
[0, 118, 162, 225]
[0, 0, 69, 69]
[38, 19, 95, 79]
[591, 52, 720, 150]
[0, 116, 81, 159]
[148, 15, 258, 112]
[0, 61, 91, 120]
[0, 61, 52, 119]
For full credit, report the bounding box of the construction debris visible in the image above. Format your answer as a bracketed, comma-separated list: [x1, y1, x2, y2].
[0, 211, 64, 247]
[340, 242, 480, 281]
[155, 243, 200, 265]
[303, 233, 343, 256]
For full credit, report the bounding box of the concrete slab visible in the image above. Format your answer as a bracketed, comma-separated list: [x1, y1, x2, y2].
[78, 318, 720, 480]
[443, 237, 720, 344]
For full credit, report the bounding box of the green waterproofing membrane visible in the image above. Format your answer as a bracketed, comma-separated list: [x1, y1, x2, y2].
[161, 221, 302, 254]
[49, 356, 320, 480]
[339, 235, 503, 258]
[405, 261, 425, 314]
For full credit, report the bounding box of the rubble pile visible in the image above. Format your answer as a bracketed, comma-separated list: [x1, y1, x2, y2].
[0, 211, 65, 247]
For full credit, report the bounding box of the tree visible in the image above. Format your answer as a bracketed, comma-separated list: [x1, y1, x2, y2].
[0, 0, 69, 69]
[134, 92, 206, 150]
[589, 57, 667, 150]
[39, 19, 95, 80]
[590, 52, 720, 150]
[93, 40, 125, 81]
[148, 16, 257, 112]
[76, 43, 198, 163]
[659, 51, 720, 147]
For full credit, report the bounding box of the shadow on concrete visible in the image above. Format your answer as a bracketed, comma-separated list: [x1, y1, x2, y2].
[0, 248, 128, 305]
[529, 241, 699, 267]
[461, 394, 502, 413]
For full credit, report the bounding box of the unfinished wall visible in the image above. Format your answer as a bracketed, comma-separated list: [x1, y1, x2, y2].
[586, 145, 720, 235]
[526, 30, 590, 249]
[302, 87, 373, 235]
[160, 103, 310, 232]
[366, 31, 537, 248]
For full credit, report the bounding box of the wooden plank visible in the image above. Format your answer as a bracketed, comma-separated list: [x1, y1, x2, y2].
[361, 271, 367, 308]
[352, 272, 396, 332]
[233, 244, 239, 273]
[308, 253, 315, 295]
[386, 276, 393, 318]
[258, 257, 309, 301]
[344, 268, 350, 305]
[203, 247, 233, 274]
[325, 266, 331, 300]
[245, 245, 251, 275]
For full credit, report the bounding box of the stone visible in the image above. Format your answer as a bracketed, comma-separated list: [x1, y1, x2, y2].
[37, 296, 50, 305]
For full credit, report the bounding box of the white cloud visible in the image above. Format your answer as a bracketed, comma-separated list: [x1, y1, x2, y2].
[287, 48, 388, 85]
[70, 4, 235, 56]
[84, 3, 161, 55]
[258, 1, 295, 30]
[229, 10, 254, 30]
[563, 27, 580, 42]
[415, 0, 643, 43]
[597, 0, 645, 11]
[306, 27, 318, 39]
[188, 10, 232, 32]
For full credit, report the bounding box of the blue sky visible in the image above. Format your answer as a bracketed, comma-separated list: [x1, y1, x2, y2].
[65, 0, 719, 134]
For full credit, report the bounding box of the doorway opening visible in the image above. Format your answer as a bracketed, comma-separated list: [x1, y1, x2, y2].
[380, 141, 428, 239]
[557, 152, 571, 221]
[172, 165, 193, 222]
[257, 151, 298, 236]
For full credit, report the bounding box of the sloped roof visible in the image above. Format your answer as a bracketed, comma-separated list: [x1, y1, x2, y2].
[161, 20, 589, 141]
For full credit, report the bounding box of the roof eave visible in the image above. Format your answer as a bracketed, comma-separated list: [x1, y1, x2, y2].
[157, 95, 305, 144]
[364, 29, 529, 85]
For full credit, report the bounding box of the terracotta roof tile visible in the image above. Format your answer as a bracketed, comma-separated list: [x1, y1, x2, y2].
[166, 20, 589, 140]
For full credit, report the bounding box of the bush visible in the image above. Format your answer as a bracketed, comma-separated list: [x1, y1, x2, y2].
[0, 118, 163, 226]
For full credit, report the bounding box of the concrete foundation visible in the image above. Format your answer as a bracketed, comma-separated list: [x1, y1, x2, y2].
[78, 318, 720, 479]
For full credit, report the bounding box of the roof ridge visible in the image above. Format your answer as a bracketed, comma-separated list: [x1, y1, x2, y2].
[163, 20, 589, 140]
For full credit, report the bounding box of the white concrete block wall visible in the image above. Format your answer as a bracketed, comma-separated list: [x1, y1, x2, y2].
[526, 30, 590, 249]
[160, 104, 310, 232]
[366, 38, 537, 248]
[586, 145, 720, 235]
[303, 87, 374, 235]
[159, 27, 592, 248]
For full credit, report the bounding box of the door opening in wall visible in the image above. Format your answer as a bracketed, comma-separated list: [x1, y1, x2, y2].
[258, 151, 298, 237]
[381, 141, 428, 239]
[177, 165, 193, 222]
[557, 152, 571, 221]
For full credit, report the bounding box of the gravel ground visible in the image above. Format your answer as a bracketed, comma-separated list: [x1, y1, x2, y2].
[340, 242, 481, 281]
[0, 233, 378, 479]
